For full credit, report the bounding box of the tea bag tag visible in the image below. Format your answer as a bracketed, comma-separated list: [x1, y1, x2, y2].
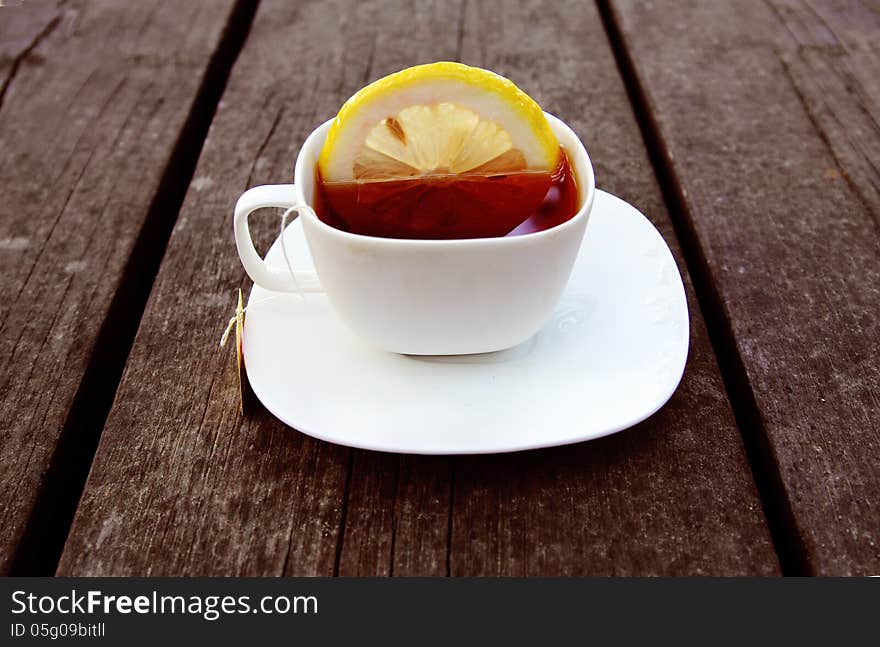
[220, 289, 248, 414]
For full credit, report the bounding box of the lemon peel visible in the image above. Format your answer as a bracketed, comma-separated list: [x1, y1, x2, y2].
[318, 62, 560, 183]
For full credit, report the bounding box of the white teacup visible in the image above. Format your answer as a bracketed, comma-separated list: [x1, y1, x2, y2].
[234, 113, 595, 355]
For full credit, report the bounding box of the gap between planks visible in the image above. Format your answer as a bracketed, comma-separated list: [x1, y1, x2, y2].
[594, 0, 807, 575]
[8, 0, 261, 576]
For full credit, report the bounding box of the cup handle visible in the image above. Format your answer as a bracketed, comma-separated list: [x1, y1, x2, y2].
[233, 184, 322, 293]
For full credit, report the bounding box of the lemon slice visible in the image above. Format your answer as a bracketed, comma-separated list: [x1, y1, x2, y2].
[316, 62, 563, 239]
[319, 62, 560, 183]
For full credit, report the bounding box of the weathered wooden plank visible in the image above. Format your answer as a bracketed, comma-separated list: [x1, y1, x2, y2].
[606, 0, 880, 574]
[0, 0, 59, 106]
[0, 0, 246, 574]
[765, 0, 880, 222]
[339, 453, 451, 576]
[60, 0, 778, 575]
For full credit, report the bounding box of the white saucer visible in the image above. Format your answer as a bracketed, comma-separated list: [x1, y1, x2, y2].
[244, 190, 689, 454]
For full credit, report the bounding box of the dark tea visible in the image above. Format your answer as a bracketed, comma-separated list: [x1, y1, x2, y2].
[313, 149, 579, 240]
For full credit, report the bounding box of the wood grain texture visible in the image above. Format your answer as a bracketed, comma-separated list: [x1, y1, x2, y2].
[60, 0, 777, 575]
[339, 453, 452, 576]
[0, 0, 241, 574]
[607, 0, 880, 574]
[0, 0, 60, 108]
[766, 0, 880, 223]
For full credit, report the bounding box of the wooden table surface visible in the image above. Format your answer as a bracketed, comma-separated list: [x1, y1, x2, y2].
[1, 0, 877, 576]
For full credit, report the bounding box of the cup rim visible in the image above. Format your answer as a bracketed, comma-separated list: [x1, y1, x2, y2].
[293, 112, 596, 247]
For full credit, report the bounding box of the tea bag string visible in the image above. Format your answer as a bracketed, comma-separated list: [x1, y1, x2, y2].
[279, 204, 306, 298]
[218, 293, 286, 348]
[220, 204, 312, 348]
[219, 314, 237, 348]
